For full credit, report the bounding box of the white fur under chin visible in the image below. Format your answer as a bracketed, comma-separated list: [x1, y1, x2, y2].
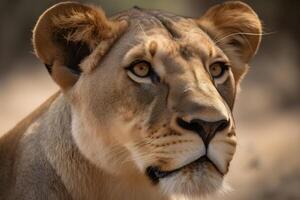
[159, 166, 230, 200]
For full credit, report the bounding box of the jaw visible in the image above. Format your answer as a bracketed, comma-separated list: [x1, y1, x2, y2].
[71, 109, 160, 187]
[158, 162, 225, 199]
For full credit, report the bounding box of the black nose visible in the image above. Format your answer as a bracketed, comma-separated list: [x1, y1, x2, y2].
[177, 118, 229, 147]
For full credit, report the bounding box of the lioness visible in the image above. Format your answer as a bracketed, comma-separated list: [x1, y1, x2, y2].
[0, 1, 261, 200]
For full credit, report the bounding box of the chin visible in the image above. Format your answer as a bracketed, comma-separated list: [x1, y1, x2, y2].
[158, 161, 225, 200]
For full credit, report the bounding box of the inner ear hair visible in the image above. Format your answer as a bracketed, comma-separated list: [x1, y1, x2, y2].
[53, 33, 91, 75]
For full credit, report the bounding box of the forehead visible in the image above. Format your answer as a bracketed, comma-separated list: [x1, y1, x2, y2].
[119, 8, 218, 58]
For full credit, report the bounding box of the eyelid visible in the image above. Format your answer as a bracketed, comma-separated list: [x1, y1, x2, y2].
[122, 43, 146, 65]
[214, 70, 229, 85]
[124, 58, 152, 72]
[207, 59, 230, 72]
[210, 59, 230, 66]
[127, 70, 152, 84]
[125, 60, 151, 70]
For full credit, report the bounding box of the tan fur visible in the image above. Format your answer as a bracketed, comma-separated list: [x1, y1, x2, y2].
[0, 92, 60, 198]
[51, 5, 118, 47]
[0, 1, 261, 200]
[198, 1, 262, 83]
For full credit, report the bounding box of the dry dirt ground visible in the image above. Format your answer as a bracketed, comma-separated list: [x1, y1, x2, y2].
[1, 65, 299, 200]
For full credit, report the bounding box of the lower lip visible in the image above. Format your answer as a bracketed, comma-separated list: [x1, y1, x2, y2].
[146, 156, 219, 183]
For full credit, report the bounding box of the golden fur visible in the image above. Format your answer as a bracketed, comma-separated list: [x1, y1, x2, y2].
[0, 1, 261, 200]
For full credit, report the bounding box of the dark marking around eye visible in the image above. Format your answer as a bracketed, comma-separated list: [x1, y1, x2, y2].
[150, 71, 160, 83]
[216, 77, 235, 110]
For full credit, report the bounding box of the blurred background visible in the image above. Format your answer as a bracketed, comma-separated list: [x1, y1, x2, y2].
[0, 0, 299, 199]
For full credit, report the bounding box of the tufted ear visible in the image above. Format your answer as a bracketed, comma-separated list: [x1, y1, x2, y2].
[198, 1, 262, 82]
[33, 2, 127, 90]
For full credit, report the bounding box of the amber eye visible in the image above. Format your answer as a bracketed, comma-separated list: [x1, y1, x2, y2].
[127, 60, 160, 84]
[209, 62, 229, 79]
[129, 61, 151, 78]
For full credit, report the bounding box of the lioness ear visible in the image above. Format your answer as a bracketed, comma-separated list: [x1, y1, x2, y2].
[198, 1, 262, 82]
[33, 2, 127, 90]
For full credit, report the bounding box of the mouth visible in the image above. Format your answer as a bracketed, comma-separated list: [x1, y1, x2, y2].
[146, 156, 222, 183]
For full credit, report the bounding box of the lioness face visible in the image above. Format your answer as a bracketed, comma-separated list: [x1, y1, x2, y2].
[33, 1, 261, 199]
[73, 11, 249, 198]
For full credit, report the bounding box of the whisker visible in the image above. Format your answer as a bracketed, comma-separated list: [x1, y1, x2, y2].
[215, 31, 275, 45]
[138, 23, 148, 38]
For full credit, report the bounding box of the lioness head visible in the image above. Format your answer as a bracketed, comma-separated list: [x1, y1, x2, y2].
[33, 1, 261, 199]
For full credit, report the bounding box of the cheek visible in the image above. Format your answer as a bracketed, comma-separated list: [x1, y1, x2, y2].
[76, 69, 168, 139]
[72, 72, 126, 132]
[140, 84, 169, 126]
[216, 74, 236, 109]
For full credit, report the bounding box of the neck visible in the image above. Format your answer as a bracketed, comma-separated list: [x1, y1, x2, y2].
[39, 94, 166, 200]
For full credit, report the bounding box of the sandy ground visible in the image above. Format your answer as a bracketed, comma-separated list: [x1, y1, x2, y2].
[0, 66, 299, 199]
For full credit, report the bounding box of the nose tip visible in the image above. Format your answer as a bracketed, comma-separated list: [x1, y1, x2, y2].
[177, 118, 229, 146]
